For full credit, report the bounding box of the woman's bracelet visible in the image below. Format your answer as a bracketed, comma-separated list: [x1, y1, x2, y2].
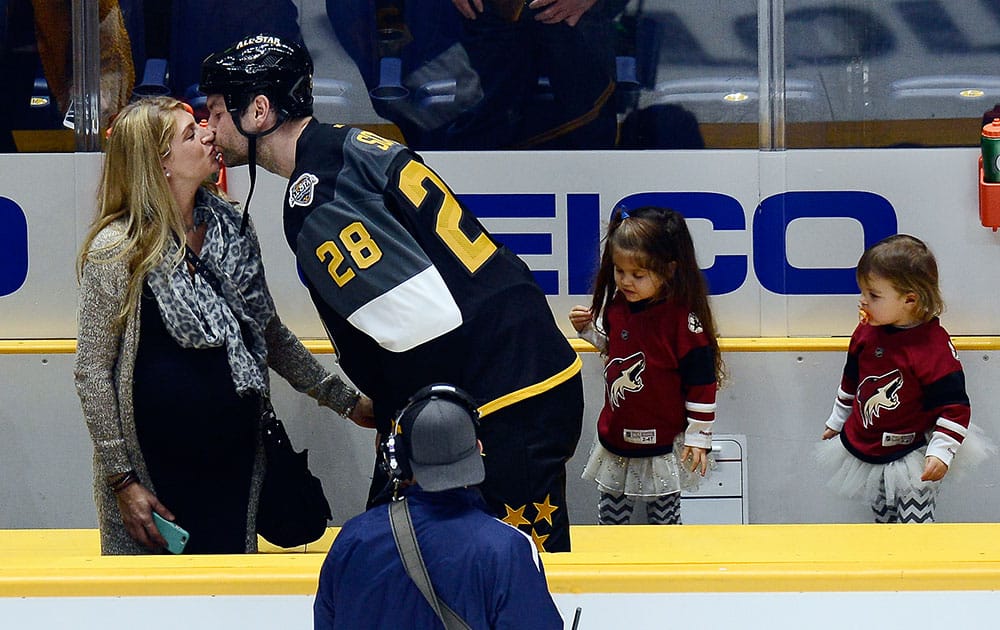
[108, 470, 138, 493]
[342, 390, 361, 419]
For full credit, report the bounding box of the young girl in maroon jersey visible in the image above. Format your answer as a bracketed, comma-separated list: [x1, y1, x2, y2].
[819, 234, 990, 522]
[569, 206, 724, 525]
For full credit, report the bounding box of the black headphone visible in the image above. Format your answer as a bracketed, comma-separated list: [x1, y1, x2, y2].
[379, 384, 480, 486]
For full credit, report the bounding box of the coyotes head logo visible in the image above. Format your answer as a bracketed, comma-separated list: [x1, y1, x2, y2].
[857, 369, 903, 428]
[605, 351, 645, 408]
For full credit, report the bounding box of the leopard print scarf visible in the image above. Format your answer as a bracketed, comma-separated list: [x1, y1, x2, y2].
[146, 188, 274, 395]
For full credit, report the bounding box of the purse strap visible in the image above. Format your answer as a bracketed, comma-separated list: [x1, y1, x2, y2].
[185, 245, 270, 420]
[389, 498, 472, 630]
[185, 245, 224, 294]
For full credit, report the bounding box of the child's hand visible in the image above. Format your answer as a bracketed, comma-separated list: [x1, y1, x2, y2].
[681, 446, 709, 476]
[821, 428, 839, 440]
[568, 305, 592, 332]
[921, 455, 948, 482]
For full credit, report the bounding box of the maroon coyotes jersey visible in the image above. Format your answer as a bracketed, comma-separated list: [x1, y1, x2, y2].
[597, 295, 717, 457]
[839, 319, 970, 463]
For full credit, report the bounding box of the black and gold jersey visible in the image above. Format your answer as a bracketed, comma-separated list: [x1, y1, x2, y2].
[283, 120, 581, 432]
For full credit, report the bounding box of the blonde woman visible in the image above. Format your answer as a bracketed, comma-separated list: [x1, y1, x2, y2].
[74, 97, 373, 554]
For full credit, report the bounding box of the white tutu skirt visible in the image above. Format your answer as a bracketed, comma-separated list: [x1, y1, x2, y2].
[815, 424, 996, 505]
[582, 434, 713, 501]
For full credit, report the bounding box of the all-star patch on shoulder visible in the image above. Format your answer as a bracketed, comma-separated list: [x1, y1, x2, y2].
[289, 173, 320, 208]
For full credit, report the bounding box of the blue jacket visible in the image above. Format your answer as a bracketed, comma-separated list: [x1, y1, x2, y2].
[314, 486, 564, 629]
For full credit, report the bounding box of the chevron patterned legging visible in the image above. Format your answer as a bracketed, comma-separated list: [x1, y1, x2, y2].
[598, 491, 682, 525]
[871, 478, 938, 523]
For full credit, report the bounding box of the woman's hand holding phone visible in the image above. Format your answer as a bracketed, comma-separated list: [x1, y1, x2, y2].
[152, 512, 189, 554]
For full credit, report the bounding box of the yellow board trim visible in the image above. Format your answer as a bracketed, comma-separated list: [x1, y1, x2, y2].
[4, 524, 1000, 597]
[477, 354, 583, 418]
[571, 336, 1000, 353]
[0, 340, 80, 354]
[5, 337, 1000, 355]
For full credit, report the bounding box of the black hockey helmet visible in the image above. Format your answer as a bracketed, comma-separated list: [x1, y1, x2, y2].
[200, 34, 314, 121]
[200, 34, 314, 236]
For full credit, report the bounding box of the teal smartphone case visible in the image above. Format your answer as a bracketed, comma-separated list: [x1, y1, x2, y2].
[152, 513, 189, 554]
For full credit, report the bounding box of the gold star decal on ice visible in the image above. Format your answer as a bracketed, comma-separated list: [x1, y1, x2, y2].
[532, 495, 558, 525]
[501, 504, 531, 528]
[530, 528, 549, 552]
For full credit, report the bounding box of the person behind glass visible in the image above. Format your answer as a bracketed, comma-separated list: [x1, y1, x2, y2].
[74, 97, 374, 555]
[818, 234, 981, 523]
[446, 0, 617, 149]
[568, 206, 723, 525]
[314, 384, 564, 630]
[200, 35, 584, 552]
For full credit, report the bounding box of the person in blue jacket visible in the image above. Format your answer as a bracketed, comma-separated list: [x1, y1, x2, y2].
[314, 384, 564, 630]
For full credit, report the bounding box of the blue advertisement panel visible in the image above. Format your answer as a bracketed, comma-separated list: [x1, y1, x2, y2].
[0, 197, 28, 297]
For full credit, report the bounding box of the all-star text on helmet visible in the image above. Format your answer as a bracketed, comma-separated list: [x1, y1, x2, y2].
[200, 33, 314, 128]
[200, 34, 314, 236]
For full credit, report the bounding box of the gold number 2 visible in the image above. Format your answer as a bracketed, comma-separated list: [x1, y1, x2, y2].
[398, 160, 497, 274]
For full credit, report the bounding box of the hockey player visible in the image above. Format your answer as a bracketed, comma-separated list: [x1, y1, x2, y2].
[200, 34, 583, 550]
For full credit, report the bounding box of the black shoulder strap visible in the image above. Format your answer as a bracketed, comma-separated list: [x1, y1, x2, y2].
[184, 246, 224, 295]
[388, 498, 472, 630]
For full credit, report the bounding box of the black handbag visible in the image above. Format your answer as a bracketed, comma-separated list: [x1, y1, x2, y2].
[256, 399, 333, 548]
[183, 247, 333, 547]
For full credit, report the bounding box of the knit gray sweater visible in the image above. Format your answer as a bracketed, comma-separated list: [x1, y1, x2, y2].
[74, 219, 358, 554]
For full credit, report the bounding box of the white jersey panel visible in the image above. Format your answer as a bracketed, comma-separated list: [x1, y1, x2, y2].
[346, 266, 462, 352]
